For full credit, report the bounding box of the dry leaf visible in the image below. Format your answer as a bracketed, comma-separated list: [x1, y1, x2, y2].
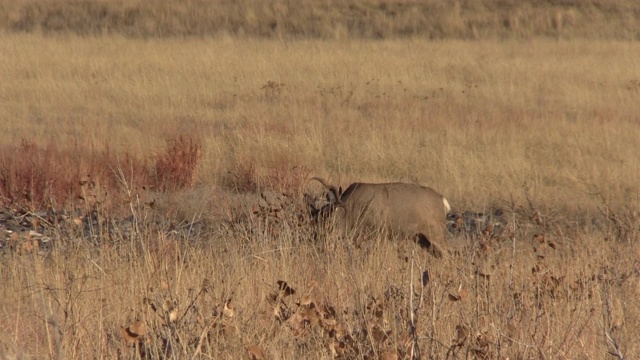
[533, 233, 545, 244]
[299, 294, 313, 306]
[129, 320, 146, 336]
[370, 326, 389, 343]
[380, 350, 399, 360]
[459, 289, 469, 301]
[121, 327, 139, 345]
[422, 270, 429, 286]
[329, 339, 349, 358]
[246, 345, 264, 360]
[162, 300, 174, 312]
[366, 296, 385, 317]
[476, 332, 490, 347]
[300, 307, 319, 321]
[273, 303, 282, 319]
[531, 211, 543, 225]
[455, 324, 469, 345]
[448, 293, 461, 302]
[482, 223, 493, 236]
[121, 320, 146, 345]
[223, 298, 235, 318]
[169, 308, 179, 323]
[277, 280, 296, 296]
[289, 312, 307, 335]
[532, 264, 543, 274]
[475, 269, 491, 281]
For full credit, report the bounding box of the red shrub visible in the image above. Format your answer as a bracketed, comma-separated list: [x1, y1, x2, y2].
[154, 136, 203, 192]
[0, 140, 81, 209]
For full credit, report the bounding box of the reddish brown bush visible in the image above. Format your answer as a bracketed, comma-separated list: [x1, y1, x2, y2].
[154, 136, 203, 192]
[0, 136, 202, 211]
[0, 140, 82, 210]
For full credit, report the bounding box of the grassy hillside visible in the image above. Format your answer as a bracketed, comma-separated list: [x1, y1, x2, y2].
[1, 0, 640, 40]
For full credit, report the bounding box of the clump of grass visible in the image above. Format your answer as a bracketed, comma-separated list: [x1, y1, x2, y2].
[261, 164, 310, 195]
[223, 160, 259, 193]
[222, 159, 310, 195]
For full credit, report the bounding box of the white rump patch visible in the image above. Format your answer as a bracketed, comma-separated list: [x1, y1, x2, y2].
[442, 197, 451, 213]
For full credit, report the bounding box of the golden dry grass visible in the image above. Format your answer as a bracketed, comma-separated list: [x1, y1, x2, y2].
[1, 34, 639, 210]
[0, 33, 639, 359]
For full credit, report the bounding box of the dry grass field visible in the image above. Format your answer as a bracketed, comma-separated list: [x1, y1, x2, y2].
[0, 11, 639, 360]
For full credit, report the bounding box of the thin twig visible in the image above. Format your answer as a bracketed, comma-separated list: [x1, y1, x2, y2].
[409, 244, 421, 359]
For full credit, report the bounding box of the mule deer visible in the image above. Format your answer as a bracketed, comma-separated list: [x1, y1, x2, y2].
[308, 178, 451, 257]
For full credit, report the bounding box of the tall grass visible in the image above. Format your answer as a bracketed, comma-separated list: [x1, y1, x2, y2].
[1, 198, 638, 358]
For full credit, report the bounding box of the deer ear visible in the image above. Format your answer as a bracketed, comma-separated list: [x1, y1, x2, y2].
[304, 193, 318, 212]
[304, 193, 314, 206]
[338, 186, 343, 197]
